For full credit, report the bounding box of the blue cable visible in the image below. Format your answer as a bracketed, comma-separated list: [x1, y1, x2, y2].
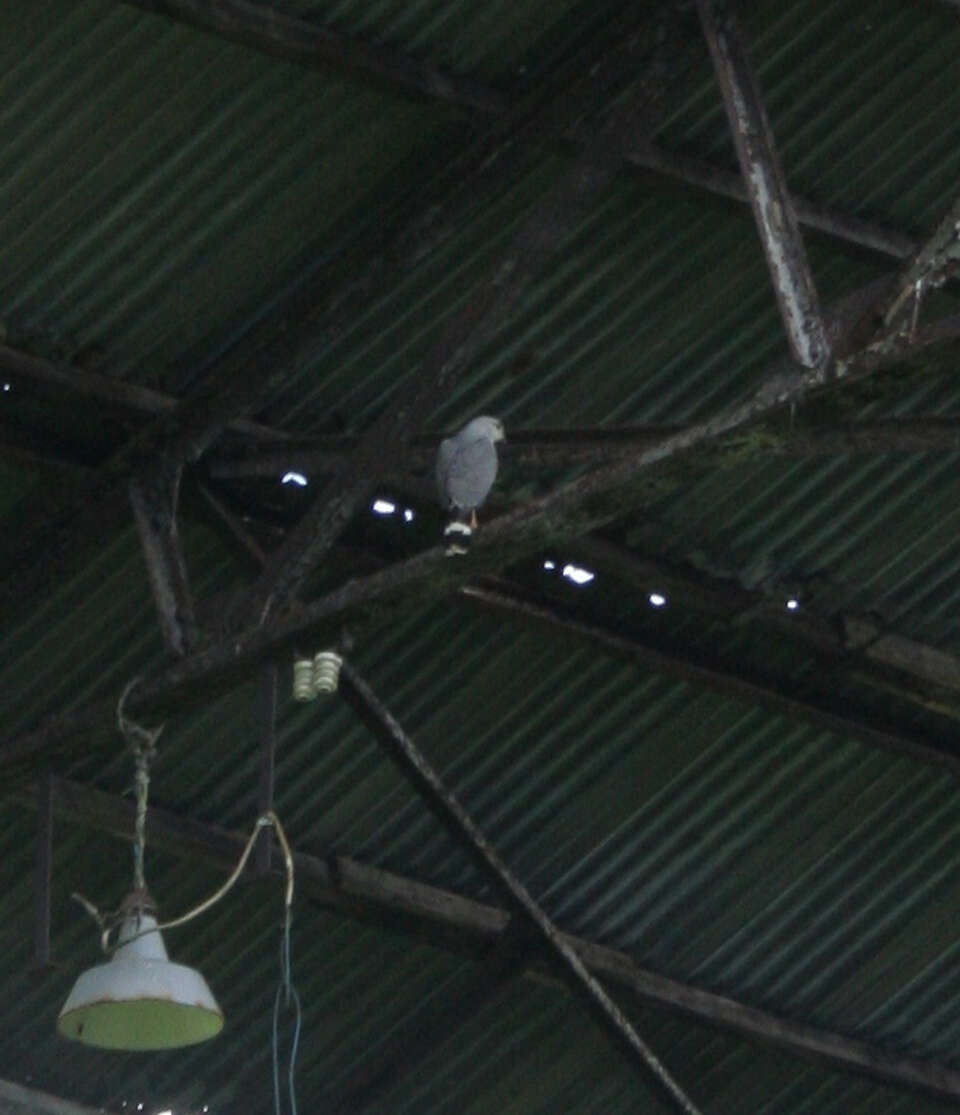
[272, 916, 301, 1115]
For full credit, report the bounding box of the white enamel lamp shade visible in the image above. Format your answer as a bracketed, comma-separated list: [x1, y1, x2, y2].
[58, 912, 223, 1050]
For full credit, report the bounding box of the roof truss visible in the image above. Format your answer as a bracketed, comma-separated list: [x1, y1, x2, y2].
[5, 1, 960, 1108]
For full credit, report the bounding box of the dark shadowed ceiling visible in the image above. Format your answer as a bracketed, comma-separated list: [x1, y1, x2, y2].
[2, 1, 960, 1113]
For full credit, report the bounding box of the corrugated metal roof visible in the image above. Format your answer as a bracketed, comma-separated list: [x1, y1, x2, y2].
[284, 0, 609, 85]
[652, 449, 960, 648]
[2, 0, 960, 1111]
[0, 0, 455, 386]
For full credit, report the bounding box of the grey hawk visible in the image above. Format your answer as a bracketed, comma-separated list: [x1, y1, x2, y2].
[435, 415, 505, 555]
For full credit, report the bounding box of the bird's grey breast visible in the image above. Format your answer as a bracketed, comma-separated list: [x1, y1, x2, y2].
[437, 433, 498, 511]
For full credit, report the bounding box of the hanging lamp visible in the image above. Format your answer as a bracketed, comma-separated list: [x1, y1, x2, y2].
[57, 894, 223, 1049]
[58, 683, 223, 1050]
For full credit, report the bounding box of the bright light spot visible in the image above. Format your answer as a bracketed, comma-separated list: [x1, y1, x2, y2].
[786, 597, 800, 611]
[543, 560, 556, 571]
[157, 1110, 173, 1115]
[649, 592, 667, 608]
[563, 563, 595, 586]
[2, 382, 10, 392]
[136, 1106, 144, 1113]
[281, 471, 308, 487]
[372, 498, 396, 516]
[403, 508, 415, 522]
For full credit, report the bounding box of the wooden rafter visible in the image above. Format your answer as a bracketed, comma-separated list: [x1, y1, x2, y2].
[625, 143, 916, 260]
[7, 408, 960, 488]
[161, 468, 960, 736]
[207, 410, 960, 481]
[340, 661, 704, 1113]
[461, 581, 960, 774]
[872, 196, 960, 332]
[0, 347, 286, 618]
[128, 462, 199, 656]
[30, 775, 960, 1104]
[0, 342, 288, 443]
[697, 0, 829, 368]
[4, 305, 958, 620]
[120, 0, 508, 115]
[184, 474, 960, 721]
[567, 538, 960, 703]
[6, 547, 960, 787]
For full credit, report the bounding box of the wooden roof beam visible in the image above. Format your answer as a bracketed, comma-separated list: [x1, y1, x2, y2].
[0, 343, 287, 443]
[120, 0, 507, 115]
[461, 580, 960, 778]
[698, 0, 830, 369]
[128, 464, 199, 657]
[0, 339, 291, 616]
[186, 466, 960, 734]
[872, 195, 960, 333]
[6, 512, 960, 787]
[192, 476, 960, 716]
[339, 661, 704, 1113]
[625, 144, 916, 261]
[5, 310, 958, 617]
[7, 401, 960, 488]
[207, 409, 960, 481]
[30, 775, 960, 1104]
[567, 538, 960, 703]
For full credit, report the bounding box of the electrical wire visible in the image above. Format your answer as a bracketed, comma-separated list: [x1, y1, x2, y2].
[75, 681, 303, 1107]
[75, 811, 296, 954]
[73, 809, 302, 1110]
[272, 914, 302, 1115]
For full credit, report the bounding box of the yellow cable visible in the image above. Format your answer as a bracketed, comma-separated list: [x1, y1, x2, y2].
[77, 812, 295, 954]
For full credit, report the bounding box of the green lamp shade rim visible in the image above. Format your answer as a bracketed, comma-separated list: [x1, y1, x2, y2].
[57, 993, 224, 1050]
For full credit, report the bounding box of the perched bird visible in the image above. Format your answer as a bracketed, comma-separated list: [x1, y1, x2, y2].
[435, 415, 505, 555]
